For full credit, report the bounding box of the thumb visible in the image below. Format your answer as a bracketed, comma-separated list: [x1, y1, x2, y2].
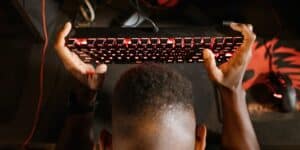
[95, 64, 107, 85]
[92, 64, 107, 90]
[203, 49, 223, 83]
[56, 22, 72, 48]
[95, 64, 108, 74]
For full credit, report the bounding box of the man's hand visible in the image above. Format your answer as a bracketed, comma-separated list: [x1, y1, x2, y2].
[54, 22, 107, 91]
[203, 23, 259, 150]
[203, 23, 256, 92]
[55, 22, 105, 150]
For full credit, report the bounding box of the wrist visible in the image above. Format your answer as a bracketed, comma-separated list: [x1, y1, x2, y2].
[217, 85, 246, 106]
[73, 82, 98, 106]
[69, 83, 98, 115]
[68, 91, 98, 115]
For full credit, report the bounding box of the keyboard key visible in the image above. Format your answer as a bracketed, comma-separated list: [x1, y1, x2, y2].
[116, 38, 124, 44]
[225, 52, 233, 57]
[224, 37, 233, 43]
[106, 38, 115, 46]
[234, 37, 243, 44]
[150, 38, 158, 44]
[184, 37, 193, 47]
[215, 37, 224, 44]
[167, 59, 174, 63]
[87, 38, 96, 47]
[75, 38, 88, 46]
[96, 38, 105, 46]
[124, 38, 132, 45]
[174, 38, 181, 48]
[141, 38, 148, 44]
[203, 37, 211, 44]
[160, 38, 168, 44]
[203, 37, 211, 48]
[66, 38, 76, 47]
[166, 38, 175, 48]
[187, 59, 193, 63]
[131, 38, 139, 44]
[194, 37, 202, 47]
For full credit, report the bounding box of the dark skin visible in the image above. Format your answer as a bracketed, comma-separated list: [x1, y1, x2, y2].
[54, 22, 259, 150]
[54, 22, 107, 150]
[203, 23, 259, 149]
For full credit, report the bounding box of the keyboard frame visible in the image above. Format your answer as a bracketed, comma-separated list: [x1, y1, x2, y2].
[66, 27, 243, 64]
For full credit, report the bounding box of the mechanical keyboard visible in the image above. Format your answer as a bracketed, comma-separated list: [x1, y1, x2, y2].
[66, 27, 243, 64]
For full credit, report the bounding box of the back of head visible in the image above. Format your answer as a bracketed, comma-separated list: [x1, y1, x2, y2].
[112, 64, 196, 150]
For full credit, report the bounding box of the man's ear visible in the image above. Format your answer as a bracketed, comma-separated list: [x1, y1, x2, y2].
[195, 124, 207, 150]
[99, 129, 112, 150]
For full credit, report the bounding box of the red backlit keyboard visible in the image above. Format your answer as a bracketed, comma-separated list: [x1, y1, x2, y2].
[66, 28, 243, 64]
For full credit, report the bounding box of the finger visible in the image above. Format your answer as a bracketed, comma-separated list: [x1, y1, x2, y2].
[60, 51, 87, 76]
[230, 22, 251, 36]
[85, 63, 96, 74]
[230, 22, 256, 47]
[76, 64, 96, 89]
[66, 54, 94, 87]
[54, 22, 75, 69]
[95, 64, 107, 87]
[85, 64, 106, 90]
[55, 22, 72, 48]
[195, 124, 207, 150]
[54, 22, 89, 75]
[203, 49, 223, 83]
[87, 74, 98, 90]
[247, 24, 253, 32]
[230, 23, 256, 66]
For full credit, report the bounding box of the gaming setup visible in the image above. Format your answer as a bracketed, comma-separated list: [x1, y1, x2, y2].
[65, 0, 297, 112]
[1, 0, 299, 149]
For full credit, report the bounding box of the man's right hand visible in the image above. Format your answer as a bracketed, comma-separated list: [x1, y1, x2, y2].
[203, 23, 259, 150]
[54, 22, 107, 91]
[203, 23, 256, 93]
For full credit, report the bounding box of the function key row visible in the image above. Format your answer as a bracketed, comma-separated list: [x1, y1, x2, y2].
[66, 37, 243, 48]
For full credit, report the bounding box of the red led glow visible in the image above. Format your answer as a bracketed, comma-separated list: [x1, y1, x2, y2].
[124, 38, 132, 45]
[75, 38, 87, 45]
[210, 37, 215, 49]
[214, 53, 219, 57]
[279, 78, 286, 85]
[167, 38, 175, 44]
[157, 0, 179, 7]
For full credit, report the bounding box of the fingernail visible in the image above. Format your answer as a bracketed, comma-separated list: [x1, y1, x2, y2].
[222, 21, 233, 26]
[96, 64, 107, 74]
[65, 22, 71, 28]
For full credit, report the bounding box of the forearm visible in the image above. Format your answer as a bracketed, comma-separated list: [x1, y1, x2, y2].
[56, 86, 97, 150]
[219, 86, 259, 150]
[56, 113, 95, 150]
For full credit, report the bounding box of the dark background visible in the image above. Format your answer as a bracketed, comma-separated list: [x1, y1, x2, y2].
[0, 0, 300, 149]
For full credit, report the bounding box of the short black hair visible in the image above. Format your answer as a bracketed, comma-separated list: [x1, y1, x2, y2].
[112, 64, 194, 117]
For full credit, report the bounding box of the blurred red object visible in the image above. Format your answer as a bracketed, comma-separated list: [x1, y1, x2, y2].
[140, 0, 180, 9]
[157, 0, 179, 7]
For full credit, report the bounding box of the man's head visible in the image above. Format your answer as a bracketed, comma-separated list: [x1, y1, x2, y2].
[100, 64, 206, 150]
